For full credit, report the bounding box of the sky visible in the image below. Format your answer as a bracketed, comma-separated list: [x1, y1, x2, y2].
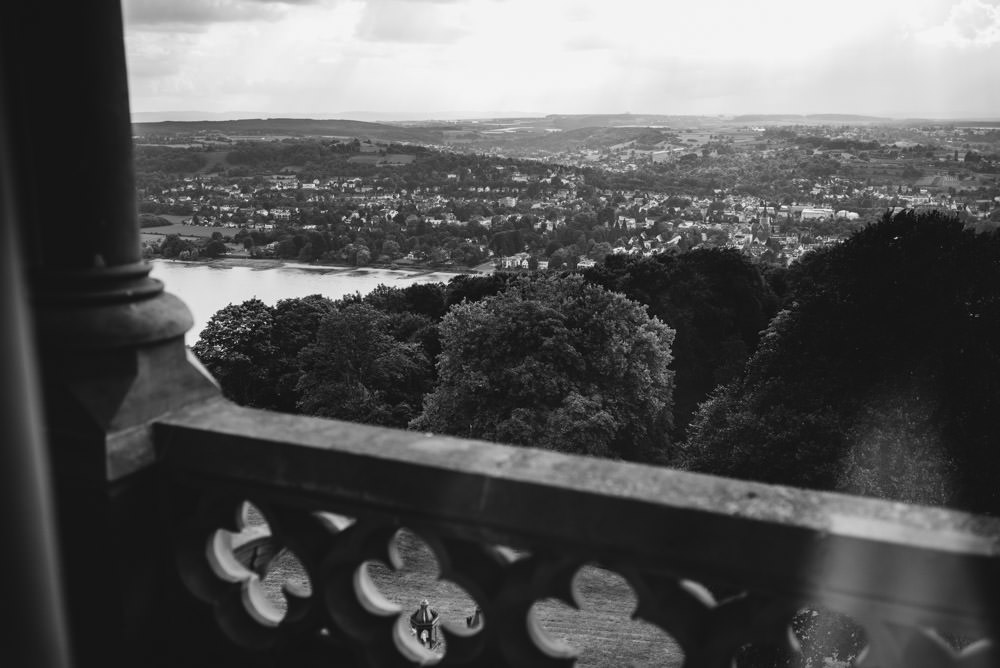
[122, 0, 1000, 120]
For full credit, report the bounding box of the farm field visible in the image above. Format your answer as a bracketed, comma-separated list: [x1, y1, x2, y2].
[253, 528, 683, 666]
[915, 175, 962, 189]
[347, 153, 417, 165]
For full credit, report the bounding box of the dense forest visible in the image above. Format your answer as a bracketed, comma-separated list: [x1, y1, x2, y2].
[194, 210, 1000, 518]
[194, 247, 778, 458]
[685, 210, 1000, 514]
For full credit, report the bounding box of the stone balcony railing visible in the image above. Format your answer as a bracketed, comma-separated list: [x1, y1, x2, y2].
[156, 398, 1000, 667]
[1, 3, 999, 667]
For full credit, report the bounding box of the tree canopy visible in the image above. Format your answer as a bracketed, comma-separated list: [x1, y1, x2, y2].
[192, 298, 279, 408]
[191, 294, 339, 410]
[684, 210, 1000, 514]
[411, 274, 676, 461]
[297, 303, 433, 427]
[583, 249, 778, 440]
[269, 295, 338, 411]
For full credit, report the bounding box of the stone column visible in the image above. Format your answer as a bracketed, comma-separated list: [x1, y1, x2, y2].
[0, 74, 73, 668]
[1, 1, 219, 479]
[0, 2, 219, 665]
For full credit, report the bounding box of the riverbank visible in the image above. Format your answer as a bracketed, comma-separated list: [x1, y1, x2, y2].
[152, 255, 493, 277]
[149, 259, 487, 342]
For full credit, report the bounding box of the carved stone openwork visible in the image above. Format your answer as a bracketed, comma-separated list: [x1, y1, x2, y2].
[173, 490, 997, 667]
[160, 401, 1000, 667]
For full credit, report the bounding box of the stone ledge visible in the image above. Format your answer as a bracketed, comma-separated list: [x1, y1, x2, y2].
[156, 399, 1000, 636]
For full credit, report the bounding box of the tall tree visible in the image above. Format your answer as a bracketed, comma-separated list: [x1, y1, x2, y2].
[584, 249, 778, 440]
[192, 298, 279, 407]
[685, 211, 1000, 514]
[269, 295, 338, 412]
[297, 304, 433, 427]
[412, 274, 675, 462]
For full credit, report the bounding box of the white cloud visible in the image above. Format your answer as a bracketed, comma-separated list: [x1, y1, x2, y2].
[355, 0, 469, 43]
[122, 0, 1000, 117]
[916, 0, 1000, 47]
[121, 0, 318, 30]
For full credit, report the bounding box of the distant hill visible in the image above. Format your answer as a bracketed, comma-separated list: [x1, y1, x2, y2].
[950, 120, 1000, 128]
[332, 110, 546, 122]
[545, 113, 709, 130]
[131, 118, 444, 144]
[132, 111, 268, 122]
[132, 110, 546, 123]
[733, 114, 891, 124]
[505, 126, 674, 152]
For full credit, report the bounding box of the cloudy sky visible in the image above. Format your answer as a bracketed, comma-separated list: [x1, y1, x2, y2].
[122, 0, 1000, 119]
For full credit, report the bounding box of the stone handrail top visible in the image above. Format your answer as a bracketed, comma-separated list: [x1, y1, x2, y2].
[157, 397, 1000, 559]
[156, 400, 1000, 646]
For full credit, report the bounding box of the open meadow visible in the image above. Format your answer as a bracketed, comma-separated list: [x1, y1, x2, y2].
[140, 220, 236, 238]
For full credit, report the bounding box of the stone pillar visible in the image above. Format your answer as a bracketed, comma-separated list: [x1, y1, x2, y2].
[0, 2, 219, 665]
[0, 73, 73, 668]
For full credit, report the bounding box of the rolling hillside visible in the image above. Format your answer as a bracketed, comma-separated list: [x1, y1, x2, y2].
[132, 118, 445, 144]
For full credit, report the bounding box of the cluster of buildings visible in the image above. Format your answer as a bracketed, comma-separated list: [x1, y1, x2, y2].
[138, 129, 999, 269]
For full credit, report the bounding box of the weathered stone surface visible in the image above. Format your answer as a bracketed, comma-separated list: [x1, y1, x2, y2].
[159, 399, 1000, 666]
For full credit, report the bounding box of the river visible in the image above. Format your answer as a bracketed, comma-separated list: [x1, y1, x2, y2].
[148, 259, 469, 343]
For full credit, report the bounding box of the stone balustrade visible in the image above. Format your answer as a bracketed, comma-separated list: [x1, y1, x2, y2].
[156, 397, 1000, 667]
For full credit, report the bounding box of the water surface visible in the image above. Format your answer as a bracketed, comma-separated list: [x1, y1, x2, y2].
[149, 260, 463, 343]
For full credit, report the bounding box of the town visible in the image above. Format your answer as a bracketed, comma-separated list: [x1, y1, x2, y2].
[134, 116, 1000, 271]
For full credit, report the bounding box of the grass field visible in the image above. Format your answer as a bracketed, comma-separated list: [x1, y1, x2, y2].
[140, 221, 236, 237]
[348, 153, 416, 165]
[253, 526, 683, 666]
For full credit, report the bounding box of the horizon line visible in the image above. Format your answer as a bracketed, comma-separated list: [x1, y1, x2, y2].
[131, 110, 1000, 123]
